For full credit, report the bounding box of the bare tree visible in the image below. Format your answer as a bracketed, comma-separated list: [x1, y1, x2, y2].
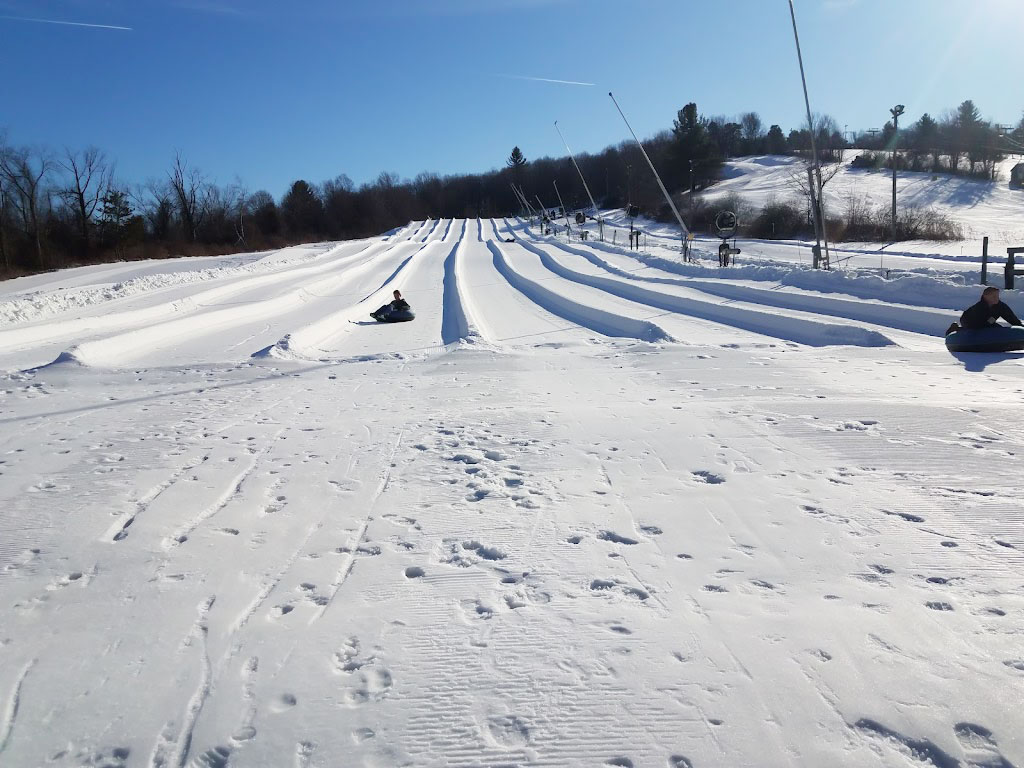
[740, 112, 764, 142]
[0, 136, 10, 272]
[58, 146, 111, 254]
[132, 180, 175, 240]
[0, 146, 52, 268]
[787, 160, 844, 225]
[223, 178, 249, 247]
[168, 151, 208, 241]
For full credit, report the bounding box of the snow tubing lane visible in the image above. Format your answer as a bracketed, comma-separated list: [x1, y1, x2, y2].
[509, 231, 894, 349]
[485, 240, 672, 343]
[945, 326, 1024, 353]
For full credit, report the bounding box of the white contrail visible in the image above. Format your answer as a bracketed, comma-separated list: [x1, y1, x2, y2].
[0, 15, 133, 31]
[498, 74, 595, 87]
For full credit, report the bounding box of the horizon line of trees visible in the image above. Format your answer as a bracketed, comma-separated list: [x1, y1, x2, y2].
[2, 99, 1021, 279]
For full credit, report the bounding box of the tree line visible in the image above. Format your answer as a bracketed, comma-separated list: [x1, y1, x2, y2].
[2, 99, 1020, 278]
[850, 100, 1020, 180]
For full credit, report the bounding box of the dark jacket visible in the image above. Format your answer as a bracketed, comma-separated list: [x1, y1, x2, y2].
[959, 299, 1022, 330]
[390, 298, 410, 312]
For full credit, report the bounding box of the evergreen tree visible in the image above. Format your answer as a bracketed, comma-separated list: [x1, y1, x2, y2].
[670, 103, 719, 190]
[765, 125, 787, 155]
[912, 114, 940, 172]
[98, 188, 134, 257]
[281, 180, 324, 236]
[506, 146, 527, 170]
[956, 100, 984, 174]
[506, 146, 527, 188]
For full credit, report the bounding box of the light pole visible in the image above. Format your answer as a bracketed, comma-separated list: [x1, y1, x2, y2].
[890, 104, 904, 241]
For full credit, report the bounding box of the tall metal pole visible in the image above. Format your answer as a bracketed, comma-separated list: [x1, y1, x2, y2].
[554, 121, 603, 241]
[890, 105, 904, 241]
[510, 184, 527, 216]
[535, 196, 550, 232]
[608, 91, 691, 258]
[521, 187, 538, 219]
[553, 180, 572, 236]
[788, 0, 830, 269]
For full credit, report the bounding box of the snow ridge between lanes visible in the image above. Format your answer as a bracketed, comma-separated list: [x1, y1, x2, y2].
[523, 224, 950, 338]
[486, 238, 672, 343]
[507, 223, 895, 348]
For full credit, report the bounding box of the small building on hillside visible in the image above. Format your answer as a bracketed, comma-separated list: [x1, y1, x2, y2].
[1012, 163, 1024, 188]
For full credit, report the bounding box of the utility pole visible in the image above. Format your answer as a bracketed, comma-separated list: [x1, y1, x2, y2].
[787, 0, 830, 269]
[890, 104, 904, 241]
[554, 121, 604, 242]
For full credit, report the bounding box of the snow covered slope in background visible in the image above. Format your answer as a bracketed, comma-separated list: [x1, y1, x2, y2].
[603, 153, 1022, 274]
[1, 220, 1022, 767]
[707, 155, 1024, 247]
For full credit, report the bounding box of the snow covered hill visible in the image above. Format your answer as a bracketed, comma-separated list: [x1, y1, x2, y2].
[687, 154, 1024, 272]
[1, 219, 1022, 767]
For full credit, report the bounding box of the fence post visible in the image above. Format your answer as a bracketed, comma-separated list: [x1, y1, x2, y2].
[1006, 250, 1016, 290]
[981, 236, 988, 285]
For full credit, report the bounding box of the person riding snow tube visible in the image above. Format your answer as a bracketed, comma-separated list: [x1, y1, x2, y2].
[371, 290, 415, 323]
[945, 287, 1024, 352]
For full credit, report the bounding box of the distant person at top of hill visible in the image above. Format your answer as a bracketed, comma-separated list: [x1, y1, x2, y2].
[371, 290, 411, 320]
[946, 287, 1022, 334]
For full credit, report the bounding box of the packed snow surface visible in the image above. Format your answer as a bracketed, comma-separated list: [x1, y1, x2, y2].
[1, 218, 1023, 767]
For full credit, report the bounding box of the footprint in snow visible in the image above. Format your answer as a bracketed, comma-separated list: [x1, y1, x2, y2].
[270, 693, 297, 712]
[954, 722, 1011, 767]
[598, 530, 638, 546]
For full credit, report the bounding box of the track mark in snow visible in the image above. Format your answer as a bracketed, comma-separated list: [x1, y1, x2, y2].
[229, 656, 260, 746]
[484, 714, 531, 748]
[187, 746, 230, 767]
[107, 454, 207, 542]
[598, 530, 639, 545]
[294, 741, 317, 768]
[153, 595, 216, 768]
[166, 432, 282, 548]
[883, 509, 925, 524]
[953, 723, 1013, 768]
[271, 693, 297, 712]
[0, 658, 35, 755]
[853, 718, 959, 768]
[311, 428, 404, 623]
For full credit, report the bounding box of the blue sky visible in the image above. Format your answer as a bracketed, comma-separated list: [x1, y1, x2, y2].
[2, 0, 1021, 198]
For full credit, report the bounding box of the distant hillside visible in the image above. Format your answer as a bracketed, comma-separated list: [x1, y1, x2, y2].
[702, 154, 1024, 245]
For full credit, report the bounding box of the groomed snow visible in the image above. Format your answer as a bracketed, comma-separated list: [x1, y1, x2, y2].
[1, 218, 1022, 767]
